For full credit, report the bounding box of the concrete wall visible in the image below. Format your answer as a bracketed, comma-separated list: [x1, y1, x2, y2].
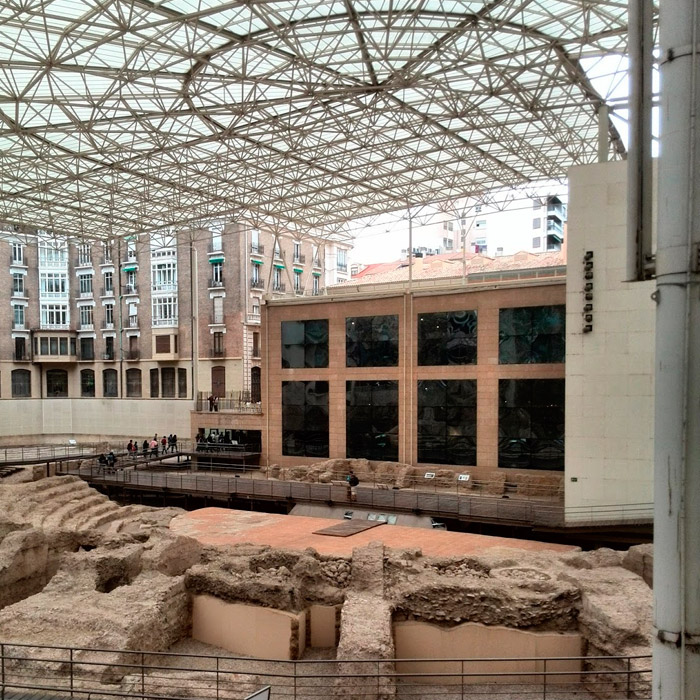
[565, 161, 656, 523]
[0, 398, 193, 443]
[394, 620, 582, 684]
[192, 595, 306, 660]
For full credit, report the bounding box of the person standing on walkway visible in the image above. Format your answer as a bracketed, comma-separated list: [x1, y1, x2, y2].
[142, 439, 149, 458]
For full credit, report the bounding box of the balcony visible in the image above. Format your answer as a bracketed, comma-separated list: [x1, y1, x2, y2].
[247, 312, 261, 324]
[272, 282, 286, 293]
[211, 347, 225, 357]
[152, 318, 178, 328]
[125, 350, 140, 361]
[128, 316, 139, 328]
[123, 252, 137, 263]
[250, 243, 264, 255]
[13, 350, 31, 362]
[209, 277, 224, 288]
[293, 253, 306, 264]
[124, 284, 138, 295]
[208, 241, 224, 253]
[100, 255, 113, 265]
[152, 283, 178, 293]
[75, 257, 93, 268]
[209, 314, 225, 326]
[79, 323, 94, 331]
[103, 322, 115, 330]
[337, 262, 348, 272]
[79, 290, 94, 299]
[12, 321, 26, 331]
[250, 278, 264, 290]
[102, 351, 115, 361]
[100, 287, 114, 297]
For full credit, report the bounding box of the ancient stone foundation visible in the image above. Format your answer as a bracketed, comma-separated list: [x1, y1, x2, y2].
[0, 475, 652, 699]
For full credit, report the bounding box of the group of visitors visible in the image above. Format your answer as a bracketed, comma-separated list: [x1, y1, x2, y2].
[97, 451, 117, 471]
[125, 434, 178, 460]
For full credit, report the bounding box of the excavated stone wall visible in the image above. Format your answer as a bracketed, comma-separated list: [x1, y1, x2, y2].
[0, 475, 651, 698]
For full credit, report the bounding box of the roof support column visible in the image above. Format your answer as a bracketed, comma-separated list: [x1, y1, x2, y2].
[653, 0, 700, 697]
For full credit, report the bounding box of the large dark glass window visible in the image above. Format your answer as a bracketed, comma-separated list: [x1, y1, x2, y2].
[499, 305, 565, 364]
[11, 369, 31, 398]
[281, 320, 329, 368]
[150, 368, 159, 398]
[47, 369, 68, 397]
[126, 368, 141, 397]
[498, 379, 565, 470]
[346, 315, 399, 367]
[103, 369, 118, 397]
[418, 380, 476, 465]
[346, 380, 399, 461]
[161, 367, 176, 398]
[418, 310, 477, 365]
[178, 368, 188, 398]
[80, 369, 95, 397]
[282, 381, 329, 457]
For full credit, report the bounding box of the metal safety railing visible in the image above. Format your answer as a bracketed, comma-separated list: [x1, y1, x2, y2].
[0, 643, 652, 700]
[56, 463, 565, 527]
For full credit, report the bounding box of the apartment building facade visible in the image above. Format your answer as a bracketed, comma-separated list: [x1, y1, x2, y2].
[0, 224, 349, 428]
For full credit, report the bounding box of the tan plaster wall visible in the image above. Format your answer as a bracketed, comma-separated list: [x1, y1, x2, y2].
[191, 595, 304, 660]
[309, 604, 339, 648]
[394, 620, 582, 685]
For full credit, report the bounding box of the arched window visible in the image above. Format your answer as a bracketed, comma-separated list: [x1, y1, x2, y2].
[46, 369, 68, 397]
[103, 368, 118, 397]
[11, 369, 31, 398]
[126, 368, 141, 397]
[80, 369, 95, 397]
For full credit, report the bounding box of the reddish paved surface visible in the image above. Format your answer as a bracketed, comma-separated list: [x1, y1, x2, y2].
[170, 508, 575, 557]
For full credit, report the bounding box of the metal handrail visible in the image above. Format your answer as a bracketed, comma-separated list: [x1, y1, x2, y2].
[0, 642, 652, 700]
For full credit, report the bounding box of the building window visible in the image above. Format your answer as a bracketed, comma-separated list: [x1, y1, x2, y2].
[499, 305, 565, 364]
[281, 319, 329, 368]
[12, 304, 25, 329]
[474, 205, 482, 214]
[40, 303, 69, 328]
[79, 305, 93, 329]
[499, 379, 564, 470]
[475, 219, 487, 229]
[282, 381, 329, 457]
[533, 217, 541, 229]
[46, 369, 68, 397]
[161, 367, 176, 398]
[312, 276, 320, 295]
[155, 335, 171, 354]
[274, 239, 281, 258]
[12, 273, 24, 296]
[103, 368, 118, 397]
[294, 271, 302, 292]
[293, 241, 301, 262]
[79, 274, 93, 297]
[150, 368, 159, 398]
[533, 198, 542, 210]
[14, 337, 28, 361]
[252, 300, 261, 316]
[447, 221, 454, 232]
[418, 310, 477, 366]
[104, 304, 114, 328]
[126, 240, 137, 261]
[346, 315, 399, 367]
[213, 296, 224, 324]
[474, 240, 487, 254]
[346, 380, 399, 462]
[80, 369, 95, 397]
[80, 337, 94, 360]
[418, 380, 476, 465]
[125, 270, 137, 293]
[11, 369, 31, 397]
[337, 248, 347, 272]
[213, 331, 224, 356]
[152, 296, 178, 326]
[251, 229, 261, 253]
[103, 271, 113, 294]
[252, 332, 260, 358]
[77, 243, 91, 266]
[211, 261, 223, 287]
[102, 242, 112, 263]
[11, 242, 24, 265]
[251, 366, 261, 403]
[273, 267, 283, 291]
[104, 336, 114, 360]
[178, 368, 188, 398]
[39, 242, 67, 267]
[532, 237, 541, 249]
[152, 261, 177, 292]
[211, 230, 223, 252]
[40, 272, 68, 297]
[126, 368, 142, 397]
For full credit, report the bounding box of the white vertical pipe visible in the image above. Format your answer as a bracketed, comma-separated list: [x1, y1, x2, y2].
[598, 104, 609, 162]
[653, 0, 700, 697]
[627, 0, 654, 281]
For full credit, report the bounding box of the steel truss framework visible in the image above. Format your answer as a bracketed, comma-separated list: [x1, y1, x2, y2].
[0, 1, 656, 242]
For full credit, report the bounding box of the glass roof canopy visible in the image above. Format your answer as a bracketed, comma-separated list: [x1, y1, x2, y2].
[0, 1, 654, 242]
